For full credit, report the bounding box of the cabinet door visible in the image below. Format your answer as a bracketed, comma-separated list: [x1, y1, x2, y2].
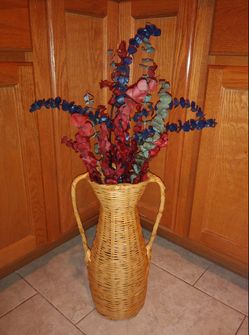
[118, 0, 199, 232]
[0, 0, 31, 51]
[0, 63, 47, 269]
[46, 0, 119, 232]
[189, 66, 248, 265]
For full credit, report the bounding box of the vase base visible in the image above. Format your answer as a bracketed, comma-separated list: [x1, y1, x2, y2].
[95, 301, 145, 321]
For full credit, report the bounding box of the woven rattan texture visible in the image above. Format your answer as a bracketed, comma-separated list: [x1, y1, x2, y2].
[89, 181, 149, 319]
[71, 173, 165, 320]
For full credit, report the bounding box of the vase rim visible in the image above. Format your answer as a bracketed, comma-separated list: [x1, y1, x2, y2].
[87, 172, 154, 190]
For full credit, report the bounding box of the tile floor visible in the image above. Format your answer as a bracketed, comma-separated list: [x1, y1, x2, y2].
[0, 226, 248, 335]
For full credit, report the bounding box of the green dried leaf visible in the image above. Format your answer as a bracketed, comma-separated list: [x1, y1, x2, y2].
[139, 63, 149, 69]
[154, 115, 163, 122]
[144, 136, 153, 143]
[156, 101, 167, 110]
[130, 174, 137, 183]
[133, 164, 140, 174]
[142, 150, 149, 158]
[152, 133, 160, 141]
[157, 109, 168, 119]
[152, 122, 165, 133]
[142, 58, 154, 63]
[159, 80, 170, 89]
[143, 142, 155, 150]
[146, 47, 155, 53]
[94, 143, 99, 154]
[144, 95, 151, 103]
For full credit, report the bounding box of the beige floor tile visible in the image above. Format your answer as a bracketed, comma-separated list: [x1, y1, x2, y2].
[0, 294, 83, 335]
[77, 264, 244, 335]
[18, 236, 94, 324]
[237, 318, 248, 335]
[0, 272, 36, 317]
[195, 264, 248, 315]
[143, 230, 211, 284]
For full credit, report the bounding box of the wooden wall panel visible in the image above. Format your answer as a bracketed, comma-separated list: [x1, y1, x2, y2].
[210, 0, 248, 55]
[0, 0, 31, 50]
[189, 66, 248, 264]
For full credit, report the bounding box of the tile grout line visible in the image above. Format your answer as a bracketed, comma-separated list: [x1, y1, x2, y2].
[18, 272, 94, 335]
[4, 260, 245, 324]
[16, 271, 38, 290]
[192, 265, 210, 287]
[150, 262, 248, 317]
[75, 307, 97, 325]
[0, 292, 38, 319]
[234, 315, 247, 335]
[194, 285, 248, 317]
[150, 261, 206, 287]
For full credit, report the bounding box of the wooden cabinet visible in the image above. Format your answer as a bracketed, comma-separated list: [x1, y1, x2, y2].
[0, 2, 47, 273]
[186, 0, 248, 271]
[0, 62, 47, 268]
[120, 0, 248, 275]
[139, 0, 248, 274]
[0, 0, 31, 51]
[0, 0, 248, 277]
[44, 0, 112, 233]
[121, 0, 198, 234]
[189, 66, 248, 265]
[0, 0, 104, 276]
[210, 0, 248, 55]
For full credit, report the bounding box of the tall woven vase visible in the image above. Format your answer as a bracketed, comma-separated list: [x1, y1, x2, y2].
[71, 172, 165, 320]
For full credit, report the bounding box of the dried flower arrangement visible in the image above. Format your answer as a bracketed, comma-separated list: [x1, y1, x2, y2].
[30, 24, 216, 184]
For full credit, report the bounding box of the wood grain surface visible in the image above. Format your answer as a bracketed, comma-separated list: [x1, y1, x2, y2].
[132, 0, 178, 18]
[0, 0, 248, 277]
[0, 63, 47, 266]
[174, 0, 215, 236]
[189, 66, 248, 264]
[210, 0, 248, 55]
[29, 0, 61, 241]
[0, 0, 31, 50]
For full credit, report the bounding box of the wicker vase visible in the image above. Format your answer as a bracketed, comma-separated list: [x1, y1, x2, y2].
[71, 172, 165, 320]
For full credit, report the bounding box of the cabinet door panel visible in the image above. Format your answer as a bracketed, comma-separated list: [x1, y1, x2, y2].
[189, 66, 248, 264]
[0, 0, 31, 51]
[46, 1, 119, 232]
[119, 0, 198, 232]
[65, 12, 106, 224]
[29, 0, 61, 242]
[131, 0, 178, 18]
[0, 63, 47, 268]
[133, 16, 177, 224]
[210, 0, 248, 55]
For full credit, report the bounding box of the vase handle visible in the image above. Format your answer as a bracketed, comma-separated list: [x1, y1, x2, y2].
[71, 172, 91, 265]
[145, 173, 166, 259]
